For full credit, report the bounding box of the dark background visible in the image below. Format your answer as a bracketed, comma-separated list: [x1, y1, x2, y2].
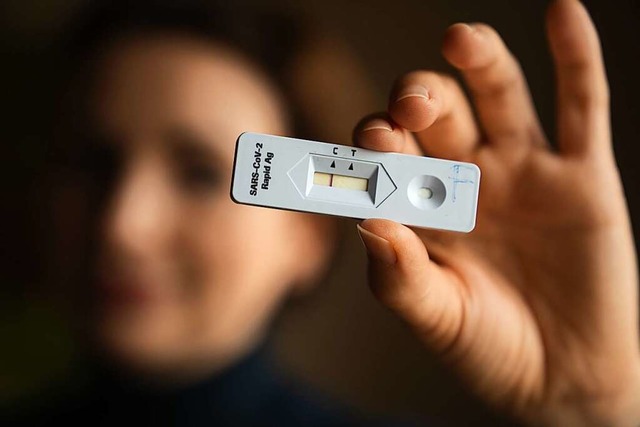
[2, 0, 639, 425]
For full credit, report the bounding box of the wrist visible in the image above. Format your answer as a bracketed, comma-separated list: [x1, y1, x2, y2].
[531, 368, 640, 427]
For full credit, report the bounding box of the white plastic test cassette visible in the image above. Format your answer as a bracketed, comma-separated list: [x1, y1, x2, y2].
[230, 132, 481, 232]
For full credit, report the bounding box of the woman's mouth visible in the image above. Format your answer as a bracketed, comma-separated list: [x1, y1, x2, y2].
[94, 274, 161, 307]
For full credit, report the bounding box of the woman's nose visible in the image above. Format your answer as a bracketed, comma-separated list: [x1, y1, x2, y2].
[102, 155, 175, 258]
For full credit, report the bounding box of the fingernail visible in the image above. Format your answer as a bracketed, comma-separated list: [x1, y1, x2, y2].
[395, 84, 429, 103]
[466, 23, 484, 38]
[357, 224, 397, 265]
[456, 22, 474, 33]
[362, 118, 393, 132]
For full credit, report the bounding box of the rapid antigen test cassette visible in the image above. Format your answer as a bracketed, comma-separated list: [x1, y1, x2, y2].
[230, 132, 481, 232]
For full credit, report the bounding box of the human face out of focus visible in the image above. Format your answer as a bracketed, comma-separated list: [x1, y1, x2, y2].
[76, 33, 329, 381]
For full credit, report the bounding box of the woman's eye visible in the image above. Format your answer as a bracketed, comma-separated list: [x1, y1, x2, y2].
[65, 136, 121, 187]
[179, 163, 221, 191]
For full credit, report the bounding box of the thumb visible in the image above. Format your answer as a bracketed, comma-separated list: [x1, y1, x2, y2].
[357, 219, 467, 355]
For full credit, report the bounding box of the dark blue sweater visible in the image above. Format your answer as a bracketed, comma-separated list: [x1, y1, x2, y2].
[8, 344, 432, 427]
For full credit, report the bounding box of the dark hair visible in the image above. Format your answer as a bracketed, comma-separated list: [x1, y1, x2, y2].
[62, 0, 307, 87]
[53, 0, 313, 141]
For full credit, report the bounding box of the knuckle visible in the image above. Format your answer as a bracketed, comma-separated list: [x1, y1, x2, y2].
[570, 90, 609, 111]
[472, 72, 522, 100]
[563, 75, 610, 110]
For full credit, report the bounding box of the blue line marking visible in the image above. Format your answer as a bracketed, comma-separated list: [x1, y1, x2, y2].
[449, 164, 475, 203]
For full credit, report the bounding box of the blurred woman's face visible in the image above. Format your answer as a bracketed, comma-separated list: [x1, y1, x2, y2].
[69, 33, 328, 379]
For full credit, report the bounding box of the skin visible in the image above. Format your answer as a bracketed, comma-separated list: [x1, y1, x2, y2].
[56, 1, 638, 425]
[76, 33, 332, 383]
[354, 1, 640, 426]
